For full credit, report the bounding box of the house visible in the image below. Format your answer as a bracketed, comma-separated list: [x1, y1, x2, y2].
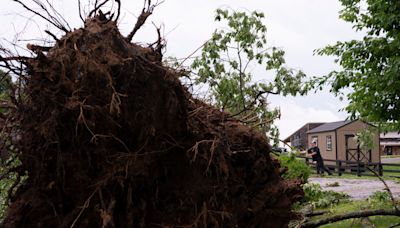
[283, 122, 325, 150]
[380, 132, 400, 155]
[307, 120, 380, 164]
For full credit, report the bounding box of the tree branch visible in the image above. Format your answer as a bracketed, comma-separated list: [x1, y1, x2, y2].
[236, 43, 245, 110]
[228, 90, 278, 119]
[178, 40, 209, 68]
[300, 209, 400, 227]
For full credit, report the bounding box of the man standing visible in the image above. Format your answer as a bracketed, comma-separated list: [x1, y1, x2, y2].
[307, 141, 332, 175]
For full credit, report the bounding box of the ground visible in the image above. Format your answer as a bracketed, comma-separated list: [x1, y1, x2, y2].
[310, 177, 400, 200]
[382, 157, 400, 164]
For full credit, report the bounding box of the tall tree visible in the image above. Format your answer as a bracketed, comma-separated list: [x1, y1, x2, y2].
[314, 0, 400, 130]
[191, 9, 306, 144]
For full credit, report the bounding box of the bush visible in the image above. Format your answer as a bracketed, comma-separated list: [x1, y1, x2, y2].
[302, 183, 349, 209]
[278, 152, 311, 183]
[368, 191, 391, 207]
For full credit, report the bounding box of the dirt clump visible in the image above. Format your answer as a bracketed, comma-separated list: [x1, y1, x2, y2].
[1, 15, 302, 227]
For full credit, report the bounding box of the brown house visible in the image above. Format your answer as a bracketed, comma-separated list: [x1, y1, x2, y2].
[283, 122, 325, 150]
[307, 120, 380, 164]
[380, 132, 400, 155]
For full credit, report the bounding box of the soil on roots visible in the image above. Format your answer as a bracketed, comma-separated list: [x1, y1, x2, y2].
[2, 16, 303, 228]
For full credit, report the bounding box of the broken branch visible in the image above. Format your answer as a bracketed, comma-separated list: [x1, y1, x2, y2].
[300, 209, 400, 227]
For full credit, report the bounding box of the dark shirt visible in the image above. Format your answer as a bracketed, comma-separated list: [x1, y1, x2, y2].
[307, 146, 322, 161]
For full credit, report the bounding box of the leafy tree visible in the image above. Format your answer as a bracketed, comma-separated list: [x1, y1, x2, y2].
[314, 0, 400, 130]
[191, 9, 307, 144]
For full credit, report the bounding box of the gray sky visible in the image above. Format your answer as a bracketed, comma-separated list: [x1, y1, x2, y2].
[0, 0, 363, 141]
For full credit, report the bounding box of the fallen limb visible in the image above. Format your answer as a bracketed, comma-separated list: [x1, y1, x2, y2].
[300, 209, 400, 228]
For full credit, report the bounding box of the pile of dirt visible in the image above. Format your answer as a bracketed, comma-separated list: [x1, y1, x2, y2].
[1, 15, 302, 227]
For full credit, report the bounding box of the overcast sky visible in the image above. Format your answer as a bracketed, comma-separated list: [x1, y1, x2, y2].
[0, 0, 363, 142]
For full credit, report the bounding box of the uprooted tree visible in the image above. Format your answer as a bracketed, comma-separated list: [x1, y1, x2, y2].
[0, 1, 303, 227]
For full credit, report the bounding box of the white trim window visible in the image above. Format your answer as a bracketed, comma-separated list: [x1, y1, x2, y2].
[326, 135, 332, 151]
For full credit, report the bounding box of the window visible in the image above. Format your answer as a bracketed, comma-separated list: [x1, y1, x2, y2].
[326, 135, 332, 151]
[385, 146, 393, 155]
[311, 136, 318, 146]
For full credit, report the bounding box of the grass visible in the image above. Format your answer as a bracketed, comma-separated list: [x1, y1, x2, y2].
[310, 200, 400, 227]
[295, 175, 400, 227]
[382, 155, 400, 158]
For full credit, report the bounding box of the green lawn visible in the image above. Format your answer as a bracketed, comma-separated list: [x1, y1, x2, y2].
[310, 200, 400, 228]
[382, 155, 400, 158]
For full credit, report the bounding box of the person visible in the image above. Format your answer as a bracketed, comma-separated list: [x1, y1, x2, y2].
[307, 141, 332, 175]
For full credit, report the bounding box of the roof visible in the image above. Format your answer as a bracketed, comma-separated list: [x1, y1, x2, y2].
[380, 132, 400, 139]
[283, 122, 325, 142]
[307, 120, 354, 134]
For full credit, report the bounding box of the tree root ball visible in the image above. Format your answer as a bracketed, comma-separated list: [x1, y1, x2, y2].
[2, 16, 303, 228]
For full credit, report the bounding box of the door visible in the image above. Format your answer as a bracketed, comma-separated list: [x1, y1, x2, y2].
[345, 135, 371, 162]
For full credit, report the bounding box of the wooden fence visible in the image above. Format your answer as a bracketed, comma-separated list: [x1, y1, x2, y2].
[298, 156, 400, 177]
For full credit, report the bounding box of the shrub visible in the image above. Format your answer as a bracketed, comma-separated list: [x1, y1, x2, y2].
[302, 183, 349, 209]
[368, 191, 391, 207]
[278, 152, 311, 183]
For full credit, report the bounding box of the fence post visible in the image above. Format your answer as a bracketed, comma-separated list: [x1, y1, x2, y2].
[378, 163, 383, 176]
[357, 161, 361, 177]
[337, 160, 342, 176]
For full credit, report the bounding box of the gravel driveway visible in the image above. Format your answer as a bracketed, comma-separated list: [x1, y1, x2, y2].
[309, 177, 400, 200]
[381, 157, 400, 164]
